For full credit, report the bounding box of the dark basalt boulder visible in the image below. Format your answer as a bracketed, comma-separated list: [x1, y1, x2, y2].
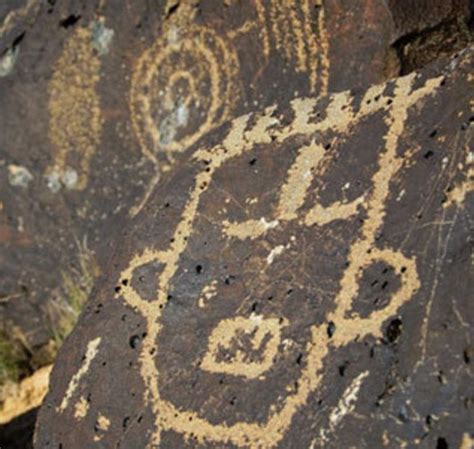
[35, 48, 473, 448]
[0, 0, 472, 376]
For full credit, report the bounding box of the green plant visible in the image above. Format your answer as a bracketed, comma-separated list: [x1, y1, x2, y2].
[46, 236, 99, 348]
[0, 332, 24, 385]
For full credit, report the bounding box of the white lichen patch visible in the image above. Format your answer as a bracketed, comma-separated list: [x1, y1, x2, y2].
[91, 19, 114, 56]
[329, 371, 368, 426]
[62, 167, 79, 189]
[0, 47, 19, 77]
[396, 189, 406, 202]
[175, 102, 189, 127]
[45, 170, 62, 193]
[45, 167, 79, 192]
[260, 217, 279, 230]
[166, 25, 180, 44]
[467, 151, 474, 165]
[8, 164, 33, 188]
[249, 313, 263, 324]
[158, 99, 189, 147]
[266, 244, 285, 265]
[246, 197, 258, 205]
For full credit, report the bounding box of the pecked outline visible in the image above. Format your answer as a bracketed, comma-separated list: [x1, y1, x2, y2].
[118, 72, 442, 448]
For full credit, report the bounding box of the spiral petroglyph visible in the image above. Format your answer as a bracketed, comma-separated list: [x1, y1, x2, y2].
[130, 24, 240, 162]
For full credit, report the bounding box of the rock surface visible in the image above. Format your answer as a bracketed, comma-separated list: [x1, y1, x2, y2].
[0, 0, 472, 379]
[0, 408, 36, 449]
[35, 48, 473, 448]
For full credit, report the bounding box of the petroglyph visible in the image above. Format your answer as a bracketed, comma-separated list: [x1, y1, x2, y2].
[128, 21, 241, 216]
[130, 24, 240, 161]
[444, 148, 473, 208]
[24, 4, 472, 447]
[328, 371, 368, 427]
[73, 396, 89, 420]
[97, 414, 110, 431]
[255, 0, 330, 93]
[201, 316, 286, 379]
[197, 279, 218, 309]
[116, 71, 445, 448]
[460, 434, 474, 449]
[0, 0, 40, 40]
[93, 413, 110, 441]
[58, 337, 101, 412]
[128, 1, 332, 216]
[47, 26, 102, 191]
[315, 370, 369, 445]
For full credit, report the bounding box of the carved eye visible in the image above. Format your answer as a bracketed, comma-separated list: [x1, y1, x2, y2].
[201, 316, 286, 379]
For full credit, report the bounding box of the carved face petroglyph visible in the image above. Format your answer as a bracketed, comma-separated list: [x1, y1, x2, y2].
[117, 73, 443, 448]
